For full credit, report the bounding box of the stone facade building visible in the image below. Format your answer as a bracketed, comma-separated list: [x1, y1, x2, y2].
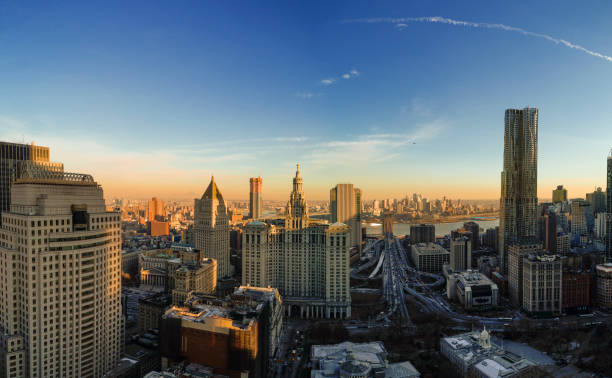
[160, 286, 282, 378]
[522, 254, 562, 315]
[242, 165, 351, 319]
[194, 177, 231, 279]
[0, 165, 121, 377]
[411, 242, 449, 274]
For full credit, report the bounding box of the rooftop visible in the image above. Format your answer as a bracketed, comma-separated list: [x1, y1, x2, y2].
[526, 253, 560, 263]
[139, 292, 172, 307]
[442, 331, 544, 372]
[413, 242, 449, 255]
[311, 341, 386, 365]
[597, 263, 612, 272]
[456, 270, 496, 287]
[310, 341, 420, 378]
[201, 176, 224, 201]
[16, 161, 96, 186]
[163, 286, 280, 330]
[385, 361, 421, 378]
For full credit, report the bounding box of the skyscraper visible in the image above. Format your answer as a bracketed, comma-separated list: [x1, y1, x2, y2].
[249, 177, 263, 219]
[330, 183, 362, 252]
[522, 254, 562, 315]
[410, 224, 435, 244]
[147, 196, 166, 221]
[450, 236, 472, 272]
[194, 177, 231, 279]
[544, 212, 557, 253]
[0, 142, 63, 225]
[499, 107, 539, 275]
[571, 199, 593, 244]
[586, 187, 606, 214]
[242, 165, 351, 319]
[507, 242, 541, 307]
[606, 150, 612, 262]
[0, 162, 121, 377]
[462, 221, 480, 250]
[552, 185, 567, 203]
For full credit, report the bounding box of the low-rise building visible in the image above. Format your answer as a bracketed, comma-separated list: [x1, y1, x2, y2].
[411, 243, 449, 273]
[138, 293, 172, 334]
[310, 341, 420, 378]
[160, 286, 282, 378]
[556, 232, 570, 256]
[122, 249, 141, 283]
[596, 263, 612, 309]
[562, 270, 591, 313]
[440, 329, 536, 377]
[139, 249, 181, 289]
[522, 253, 562, 316]
[447, 270, 499, 310]
[507, 242, 542, 308]
[149, 220, 170, 237]
[172, 258, 217, 305]
[138, 247, 218, 302]
[490, 271, 507, 298]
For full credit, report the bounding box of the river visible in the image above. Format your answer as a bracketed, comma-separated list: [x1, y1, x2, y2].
[364, 218, 499, 237]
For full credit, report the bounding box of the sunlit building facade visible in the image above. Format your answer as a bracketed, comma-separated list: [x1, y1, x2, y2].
[0, 164, 121, 377]
[330, 183, 362, 252]
[552, 185, 567, 204]
[194, 177, 231, 279]
[146, 197, 166, 221]
[249, 177, 263, 220]
[242, 165, 351, 319]
[0, 142, 63, 226]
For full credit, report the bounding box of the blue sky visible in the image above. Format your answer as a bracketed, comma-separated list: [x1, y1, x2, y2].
[1, 1, 611, 201]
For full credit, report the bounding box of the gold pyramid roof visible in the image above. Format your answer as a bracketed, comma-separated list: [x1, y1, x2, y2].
[202, 176, 224, 201]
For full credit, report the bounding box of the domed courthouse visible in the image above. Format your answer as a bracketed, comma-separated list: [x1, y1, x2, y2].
[242, 165, 351, 319]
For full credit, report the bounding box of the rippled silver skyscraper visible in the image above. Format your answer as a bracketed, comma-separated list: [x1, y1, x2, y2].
[499, 107, 539, 275]
[606, 150, 612, 262]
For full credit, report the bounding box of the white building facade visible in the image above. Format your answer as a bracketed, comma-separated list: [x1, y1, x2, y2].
[242, 165, 351, 319]
[0, 167, 122, 378]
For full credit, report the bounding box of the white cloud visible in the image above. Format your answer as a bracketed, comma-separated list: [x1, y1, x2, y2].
[301, 121, 445, 167]
[296, 92, 316, 99]
[0, 114, 445, 198]
[346, 16, 612, 63]
[341, 70, 359, 79]
[274, 136, 309, 143]
[320, 78, 336, 85]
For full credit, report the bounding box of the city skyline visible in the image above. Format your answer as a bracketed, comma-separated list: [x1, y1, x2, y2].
[3, 2, 612, 377]
[2, 1, 612, 200]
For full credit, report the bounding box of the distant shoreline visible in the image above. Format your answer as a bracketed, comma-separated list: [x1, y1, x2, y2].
[364, 212, 499, 225]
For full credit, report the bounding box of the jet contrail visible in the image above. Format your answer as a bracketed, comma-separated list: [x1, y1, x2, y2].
[346, 16, 612, 63]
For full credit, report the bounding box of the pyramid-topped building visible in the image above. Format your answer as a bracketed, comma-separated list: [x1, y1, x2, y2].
[202, 176, 224, 201]
[194, 176, 231, 279]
